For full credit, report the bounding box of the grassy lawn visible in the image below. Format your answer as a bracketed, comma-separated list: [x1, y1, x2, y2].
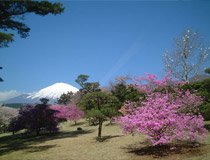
[0, 119, 210, 160]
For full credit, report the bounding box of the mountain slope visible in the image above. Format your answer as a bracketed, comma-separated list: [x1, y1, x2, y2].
[27, 83, 78, 100]
[4, 83, 79, 104]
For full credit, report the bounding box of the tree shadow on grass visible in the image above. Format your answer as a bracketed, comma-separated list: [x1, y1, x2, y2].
[123, 141, 203, 158]
[0, 129, 93, 156]
[105, 123, 118, 126]
[26, 144, 57, 153]
[95, 135, 121, 142]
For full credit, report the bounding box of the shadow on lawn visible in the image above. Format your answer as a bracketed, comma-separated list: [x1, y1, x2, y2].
[124, 141, 203, 158]
[0, 129, 93, 156]
[96, 135, 121, 142]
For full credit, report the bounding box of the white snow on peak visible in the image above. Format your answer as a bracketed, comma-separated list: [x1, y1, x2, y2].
[27, 83, 79, 100]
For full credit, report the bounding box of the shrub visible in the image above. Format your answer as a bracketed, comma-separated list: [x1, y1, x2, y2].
[115, 72, 208, 146]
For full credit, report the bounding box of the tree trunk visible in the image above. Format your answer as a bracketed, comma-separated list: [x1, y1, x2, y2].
[98, 118, 103, 138]
[109, 118, 113, 125]
[184, 61, 189, 82]
[36, 129, 40, 136]
[183, 43, 189, 83]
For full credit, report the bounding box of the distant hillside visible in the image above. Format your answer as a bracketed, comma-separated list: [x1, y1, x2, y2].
[189, 74, 210, 83]
[3, 94, 34, 104]
[5, 103, 24, 109]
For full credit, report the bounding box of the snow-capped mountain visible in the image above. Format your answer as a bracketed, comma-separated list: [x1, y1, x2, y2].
[4, 83, 79, 104]
[27, 83, 79, 100]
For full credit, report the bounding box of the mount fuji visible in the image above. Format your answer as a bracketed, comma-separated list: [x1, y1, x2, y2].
[4, 83, 79, 104]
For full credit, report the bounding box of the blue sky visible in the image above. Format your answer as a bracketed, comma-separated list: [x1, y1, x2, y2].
[1, 0, 210, 98]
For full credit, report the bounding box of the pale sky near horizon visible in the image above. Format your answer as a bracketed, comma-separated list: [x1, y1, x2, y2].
[1, 0, 210, 101]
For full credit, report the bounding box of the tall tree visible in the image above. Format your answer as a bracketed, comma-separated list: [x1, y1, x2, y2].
[75, 75, 89, 89]
[111, 83, 127, 103]
[78, 92, 119, 139]
[75, 74, 100, 94]
[0, 0, 65, 47]
[162, 29, 210, 82]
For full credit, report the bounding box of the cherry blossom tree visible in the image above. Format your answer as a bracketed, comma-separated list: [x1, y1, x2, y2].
[115, 72, 208, 146]
[51, 104, 84, 124]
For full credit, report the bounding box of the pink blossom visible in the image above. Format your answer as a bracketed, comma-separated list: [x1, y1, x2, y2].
[51, 104, 84, 124]
[115, 73, 208, 146]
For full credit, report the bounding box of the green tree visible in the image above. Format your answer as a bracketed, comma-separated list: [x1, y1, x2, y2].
[57, 91, 73, 105]
[111, 83, 127, 103]
[75, 75, 89, 89]
[181, 78, 210, 120]
[125, 84, 145, 103]
[111, 83, 144, 105]
[78, 91, 119, 139]
[40, 98, 49, 105]
[0, 0, 65, 47]
[75, 74, 100, 94]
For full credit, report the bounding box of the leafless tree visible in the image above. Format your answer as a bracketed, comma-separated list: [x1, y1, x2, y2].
[114, 75, 132, 85]
[100, 86, 111, 93]
[162, 29, 210, 82]
[108, 75, 132, 91]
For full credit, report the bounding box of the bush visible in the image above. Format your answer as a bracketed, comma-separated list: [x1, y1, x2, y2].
[200, 103, 210, 121]
[115, 73, 208, 146]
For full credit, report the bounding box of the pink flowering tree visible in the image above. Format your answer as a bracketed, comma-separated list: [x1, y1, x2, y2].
[51, 104, 84, 124]
[115, 72, 208, 146]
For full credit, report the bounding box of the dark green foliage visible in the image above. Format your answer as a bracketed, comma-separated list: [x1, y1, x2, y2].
[181, 78, 210, 120]
[111, 83, 127, 103]
[111, 83, 144, 105]
[78, 91, 120, 138]
[0, 32, 13, 47]
[40, 98, 49, 105]
[83, 82, 100, 93]
[203, 79, 210, 93]
[205, 68, 210, 75]
[200, 103, 210, 121]
[57, 91, 73, 105]
[125, 84, 145, 103]
[75, 75, 100, 95]
[0, 0, 65, 47]
[75, 75, 89, 89]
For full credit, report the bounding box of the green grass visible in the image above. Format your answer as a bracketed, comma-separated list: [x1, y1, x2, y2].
[0, 120, 210, 160]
